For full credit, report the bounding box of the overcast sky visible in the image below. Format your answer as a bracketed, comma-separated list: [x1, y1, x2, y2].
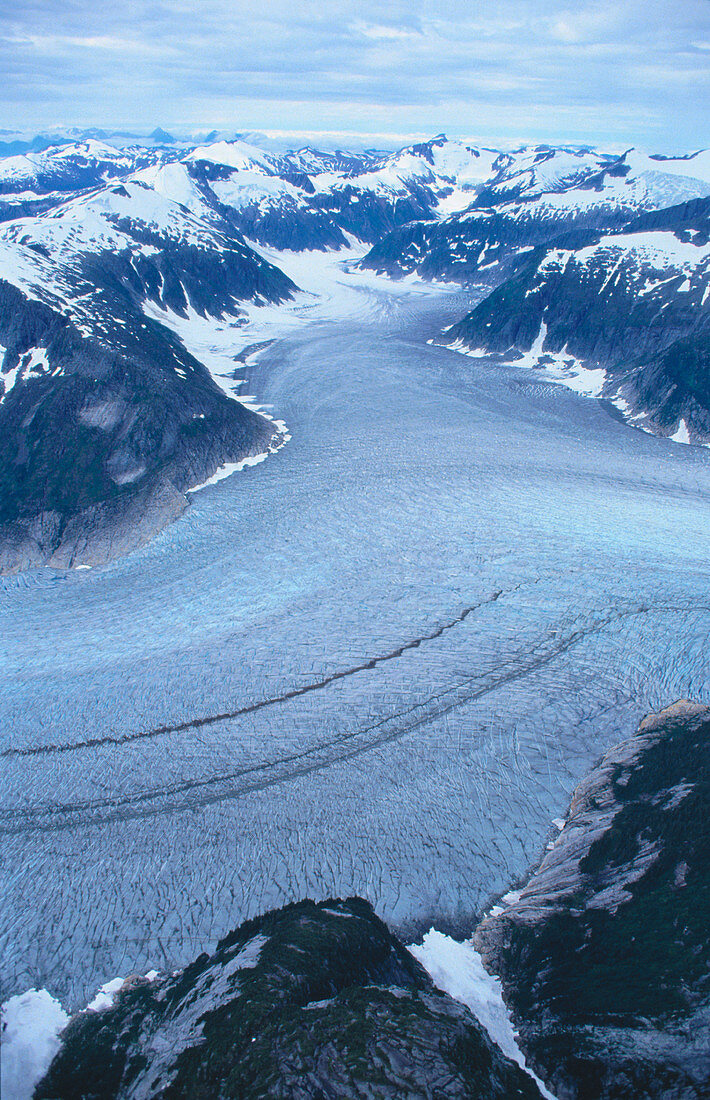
[2, 0, 709, 151]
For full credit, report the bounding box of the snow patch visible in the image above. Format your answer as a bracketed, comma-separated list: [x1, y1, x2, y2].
[575, 230, 710, 270]
[188, 437, 289, 494]
[515, 320, 547, 367]
[410, 931, 556, 1099]
[670, 418, 691, 445]
[86, 976, 125, 1012]
[1, 989, 69, 1100]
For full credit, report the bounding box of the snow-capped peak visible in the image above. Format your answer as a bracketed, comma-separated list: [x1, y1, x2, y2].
[186, 140, 277, 174]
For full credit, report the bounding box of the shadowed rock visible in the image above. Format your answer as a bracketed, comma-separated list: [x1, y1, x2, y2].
[475, 701, 710, 1100]
[35, 897, 543, 1100]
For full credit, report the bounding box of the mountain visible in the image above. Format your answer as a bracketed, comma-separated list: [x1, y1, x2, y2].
[475, 701, 710, 1100]
[1, 132, 709, 572]
[182, 133, 499, 250]
[184, 139, 352, 251]
[298, 134, 499, 245]
[0, 132, 504, 254]
[33, 898, 543, 1100]
[0, 140, 175, 223]
[437, 197, 710, 442]
[362, 146, 710, 283]
[0, 170, 296, 571]
[149, 127, 176, 145]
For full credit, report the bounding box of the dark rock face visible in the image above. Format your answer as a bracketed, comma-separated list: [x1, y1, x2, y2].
[35, 897, 543, 1100]
[0, 277, 283, 573]
[306, 182, 437, 246]
[181, 158, 350, 253]
[628, 327, 710, 438]
[218, 196, 349, 253]
[475, 701, 710, 1100]
[361, 206, 606, 284]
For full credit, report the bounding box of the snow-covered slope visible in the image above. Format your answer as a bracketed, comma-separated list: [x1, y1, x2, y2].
[0, 170, 296, 572]
[363, 145, 710, 283]
[0, 166, 295, 341]
[0, 140, 158, 195]
[439, 198, 710, 442]
[0, 140, 173, 224]
[0, 133, 505, 255]
[304, 135, 501, 242]
[479, 145, 710, 208]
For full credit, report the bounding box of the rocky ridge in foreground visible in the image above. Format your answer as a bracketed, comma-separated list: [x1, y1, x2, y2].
[33, 897, 542, 1100]
[475, 701, 710, 1100]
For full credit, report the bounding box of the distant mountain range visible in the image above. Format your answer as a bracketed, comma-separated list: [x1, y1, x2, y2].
[1, 132, 708, 571]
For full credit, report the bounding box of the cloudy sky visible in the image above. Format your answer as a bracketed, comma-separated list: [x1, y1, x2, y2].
[2, 0, 709, 150]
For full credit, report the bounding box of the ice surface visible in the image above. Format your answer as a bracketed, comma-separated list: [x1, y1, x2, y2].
[1, 280, 709, 1010]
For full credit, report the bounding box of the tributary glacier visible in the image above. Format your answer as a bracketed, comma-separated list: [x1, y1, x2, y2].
[2, 285, 709, 1007]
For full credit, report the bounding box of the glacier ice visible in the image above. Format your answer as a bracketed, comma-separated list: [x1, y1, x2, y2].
[1, 286, 709, 1008]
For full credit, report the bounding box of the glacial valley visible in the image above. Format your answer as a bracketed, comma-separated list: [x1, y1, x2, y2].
[1, 131, 709, 1098]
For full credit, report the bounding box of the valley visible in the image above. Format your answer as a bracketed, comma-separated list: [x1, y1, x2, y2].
[1, 132, 709, 1099]
[2, 275, 708, 1010]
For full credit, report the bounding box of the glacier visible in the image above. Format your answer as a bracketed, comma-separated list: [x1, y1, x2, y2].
[1, 278, 709, 1009]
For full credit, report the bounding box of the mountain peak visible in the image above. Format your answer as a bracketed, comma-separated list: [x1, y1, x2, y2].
[149, 127, 175, 144]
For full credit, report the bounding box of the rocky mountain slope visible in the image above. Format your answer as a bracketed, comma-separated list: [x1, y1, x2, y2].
[475, 701, 710, 1100]
[0, 173, 295, 571]
[363, 145, 710, 447]
[437, 197, 710, 442]
[362, 146, 710, 283]
[33, 897, 543, 1100]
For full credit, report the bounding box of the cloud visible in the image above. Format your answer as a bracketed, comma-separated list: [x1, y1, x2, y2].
[353, 22, 423, 41]
[3, 32, 173, 55]
[548, 5, 622, 44]
[0, 0, 707, 151]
